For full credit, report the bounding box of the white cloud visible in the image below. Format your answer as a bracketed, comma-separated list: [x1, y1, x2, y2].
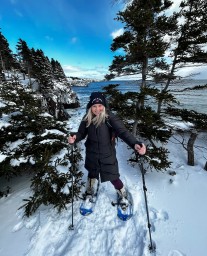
[63, 65, 108, 80]
[111, 28, 124, 39]
[63, 65, 81, 72]
[62, 62, 207, 81]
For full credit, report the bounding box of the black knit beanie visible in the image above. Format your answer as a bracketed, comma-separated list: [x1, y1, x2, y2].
[87, 92, 106, 109]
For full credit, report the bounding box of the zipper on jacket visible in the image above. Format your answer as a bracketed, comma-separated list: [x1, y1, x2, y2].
[95, 127, 100, 152]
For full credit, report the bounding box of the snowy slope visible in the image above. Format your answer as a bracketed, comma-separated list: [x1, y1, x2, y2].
[1, 133, 207, 256]
[1, 91, 207, 256]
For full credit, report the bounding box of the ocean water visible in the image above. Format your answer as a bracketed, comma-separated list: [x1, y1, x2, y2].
[72, 79, 207, 114]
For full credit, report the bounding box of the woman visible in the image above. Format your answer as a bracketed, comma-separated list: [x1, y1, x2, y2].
[68, 92, 146, 208]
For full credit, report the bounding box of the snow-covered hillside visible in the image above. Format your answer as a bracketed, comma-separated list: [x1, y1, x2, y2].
[0, 112, 207, 256]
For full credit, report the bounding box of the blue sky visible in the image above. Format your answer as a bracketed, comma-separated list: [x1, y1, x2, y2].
[1, 0, 206, 80]
[1, 0, 124, 79]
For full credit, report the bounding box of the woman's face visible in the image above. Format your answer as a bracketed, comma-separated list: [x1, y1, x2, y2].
[91, 104, 104, 115]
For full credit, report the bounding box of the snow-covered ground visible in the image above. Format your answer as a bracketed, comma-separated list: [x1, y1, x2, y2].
[1, 77, 207, 255]
[0, 113, 207, 256]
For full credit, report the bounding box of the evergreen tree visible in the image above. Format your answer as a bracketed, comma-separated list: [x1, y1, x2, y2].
[51, 58, 67, 83]
[105, 0, 207, 171]
[103, 84, 172, 171]
[156, 0, 207, 113]
[0, 79, 83, 215]
[106, 0, 178, 127]
[0, 31, 82, 213]
[105, 0, 176, 171]
[31, 49, 54, 88]
[106, 0, 176, 88]
[0, 30, 19, 73]
[16, 39, 33, 82]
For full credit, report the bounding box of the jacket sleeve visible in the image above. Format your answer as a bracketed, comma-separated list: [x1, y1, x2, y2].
[108, 112, 141, 149]
[75, 120, 88, 143]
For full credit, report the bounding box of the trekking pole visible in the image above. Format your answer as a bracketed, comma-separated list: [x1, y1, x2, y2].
[68, 142, 75, 231]
[136, 153, 156, 253]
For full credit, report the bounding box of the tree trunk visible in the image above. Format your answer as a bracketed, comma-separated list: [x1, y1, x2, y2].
[187, 131, 198, 166]
[204, 162, 207, 171]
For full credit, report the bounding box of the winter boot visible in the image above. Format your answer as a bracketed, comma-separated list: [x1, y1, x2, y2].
[85, 178, 99, 197]
[116, 187, 129, 211]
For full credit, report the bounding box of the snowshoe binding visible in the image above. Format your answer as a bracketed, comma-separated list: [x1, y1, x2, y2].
[80, 178, 99, 216]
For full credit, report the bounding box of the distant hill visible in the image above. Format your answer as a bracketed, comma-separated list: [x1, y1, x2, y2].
[67, 76, 101, 86]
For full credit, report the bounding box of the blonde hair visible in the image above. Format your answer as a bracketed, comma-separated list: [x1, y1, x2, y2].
[84, 107, 108, 127]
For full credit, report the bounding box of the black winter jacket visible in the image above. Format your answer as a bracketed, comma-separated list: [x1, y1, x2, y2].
[75, 111, 140, 182]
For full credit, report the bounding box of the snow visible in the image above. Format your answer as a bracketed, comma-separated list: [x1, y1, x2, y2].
[10, 157, 28, 167]
[0, 154, 7, 162]
[0, 102, 6, 108]
[0, 114, 11, 129]
[167, 121, 194, 130]
[41, 129, 66, 136]
[1, 92, 207, 255]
